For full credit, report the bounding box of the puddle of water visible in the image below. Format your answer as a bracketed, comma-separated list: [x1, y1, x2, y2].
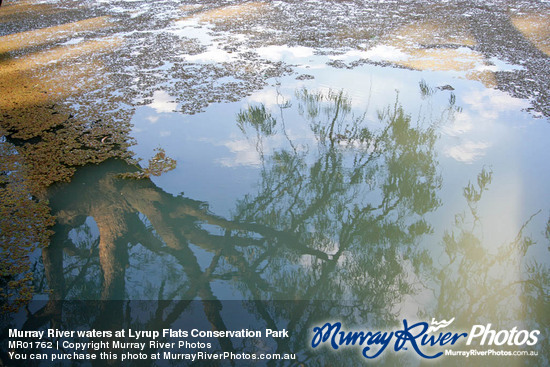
[102, 56, 550, 326]
[1, 0, 549, 363]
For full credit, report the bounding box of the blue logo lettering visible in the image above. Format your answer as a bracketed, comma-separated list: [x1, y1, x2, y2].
[310, 319, 467, 359]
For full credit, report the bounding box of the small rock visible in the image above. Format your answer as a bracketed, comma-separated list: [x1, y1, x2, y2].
[296, 74, 315, 80]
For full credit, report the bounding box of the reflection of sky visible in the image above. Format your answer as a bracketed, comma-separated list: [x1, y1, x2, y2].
[132, 56, 549, 206]
[167, 19, 241, 64]
[129, 31, 550, 305]
[332, 45, 411, 62]
[256, 45, 315, 62]
[148, 90, 178, 113]
[14, 0, 543, 314]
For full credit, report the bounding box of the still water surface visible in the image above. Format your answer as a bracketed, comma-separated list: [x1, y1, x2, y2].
[1, 0, 549, 364]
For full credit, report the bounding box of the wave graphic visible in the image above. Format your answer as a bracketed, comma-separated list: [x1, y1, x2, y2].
[427, 317, 455, 333]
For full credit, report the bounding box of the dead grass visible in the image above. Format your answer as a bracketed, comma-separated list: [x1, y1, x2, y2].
[0, 16, 112, 54]
[511, 12, 550, 56]
[180, 2, 270, 24]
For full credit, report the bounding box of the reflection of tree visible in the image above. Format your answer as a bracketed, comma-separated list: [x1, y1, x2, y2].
[429, 168, 549, 366]
[237, 104, 278, 160]
[1, 86, 448, 366]
[2, 86, 547, 366]
[237, 105, 277, 137]
[0, 7, 135, 312]
[268, 1, 550, 117]
[231, 88, 443, 310]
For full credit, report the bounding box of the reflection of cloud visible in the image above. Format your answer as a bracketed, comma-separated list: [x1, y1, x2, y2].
[329, 45, 410, 63]
[185, 48, 236, 63]
[149, 90, 177, 113]
[445, 141, 490, 163]
[442, 113, 474, 136]
[256, 45, 315, 61]
[217, 130, 315, 168]
[169, 20, 238, 63]
[442, 88, 528, 164]
[474, 57, 523, 73]
[462, 89, 529, 120]
[364, 45, 410, 62]
[146, 115, 159, 123]
[247, 89, 290, 109]
[330, 49, 366, 61]
[169, 20, 213, 44]
[218, 139, 261, 167]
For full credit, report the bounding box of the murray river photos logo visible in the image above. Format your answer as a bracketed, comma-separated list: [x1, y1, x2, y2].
[310, 318, 540, 359]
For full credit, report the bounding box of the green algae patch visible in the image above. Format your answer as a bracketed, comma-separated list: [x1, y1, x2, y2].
[0, 10, 134, 312]
[119, 148, 177, 180]
[0, 90, 133, 312]
[0, 139, 55, 313]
